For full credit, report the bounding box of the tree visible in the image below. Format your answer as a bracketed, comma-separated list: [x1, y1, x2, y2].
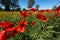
[14, 5, 21, 11]
[28, 0, 35, 8]
[52, 5, 57, 10]
[0, 0, 19, 11]
[35, 4, 40, 10]
[0, 0, 10, 11]
[10, 0, 19, 10]
[0, 7, 3, 11]
[23, 8, 26, 11]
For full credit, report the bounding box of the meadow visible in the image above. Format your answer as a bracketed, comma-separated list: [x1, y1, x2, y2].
[0, 10, 60, 40]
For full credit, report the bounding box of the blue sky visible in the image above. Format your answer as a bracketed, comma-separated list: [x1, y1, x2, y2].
[19, 0, 60, 9]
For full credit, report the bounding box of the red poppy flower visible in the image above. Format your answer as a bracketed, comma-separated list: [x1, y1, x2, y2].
[57, 10, 60, 12]
[0, 21, 15, 32]
[0, 30, 10, 40]
[0, 21, 6, 28]
[22, 11, 29, 17]
[36, 14, 48, 22]
[6, 27, 15, 32]
[36, 14, 45, 19]
[5, 26, 18, 37]
[45, 9, 51, 13]
[56, 6, 60, 10]
[30, 8, 35, 12]
[9, 27, 18, 36]
[30, 22, 35, 26]
[41, 17, 48, 23]
[39, 10, 45, 13]
[16, 20, 27, 33]
[11, 29, 18, 36]
[4, 22, 14, 29]
[20, 11, 29, 17]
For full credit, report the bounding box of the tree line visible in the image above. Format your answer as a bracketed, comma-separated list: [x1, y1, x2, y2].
[0, 0, 58, 11]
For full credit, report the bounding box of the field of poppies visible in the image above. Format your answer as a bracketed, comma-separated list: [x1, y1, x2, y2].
[0, 7, 60, 40]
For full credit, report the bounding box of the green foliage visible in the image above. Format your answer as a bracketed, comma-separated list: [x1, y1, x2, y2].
[0, 0, 19, 11]
[28, 0, 35, 8]
[35, 4, 40, 10]
[0, 11, 20, 25]
[52, 6, 57, 10]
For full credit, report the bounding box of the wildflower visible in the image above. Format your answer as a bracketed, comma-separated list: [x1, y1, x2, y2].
[20, 11, 29, 17]
[39, 10, 45, 13]
[36, 14, 48, 22]
[0, 30, 10, 40]
[30, 8, 35, 12]
[56, 6, 60, 10]
[30, 22, 35, 26]
[45, 9, 51, 13]
[16, 20, 27, 33]
[4, 22, 14, 29]
[0, 21, 6, 28]
[42, 17, 48, 23]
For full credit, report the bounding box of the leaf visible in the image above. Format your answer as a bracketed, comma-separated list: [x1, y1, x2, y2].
[37, 37, 44, 40]
[46, 26, 54, 29]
